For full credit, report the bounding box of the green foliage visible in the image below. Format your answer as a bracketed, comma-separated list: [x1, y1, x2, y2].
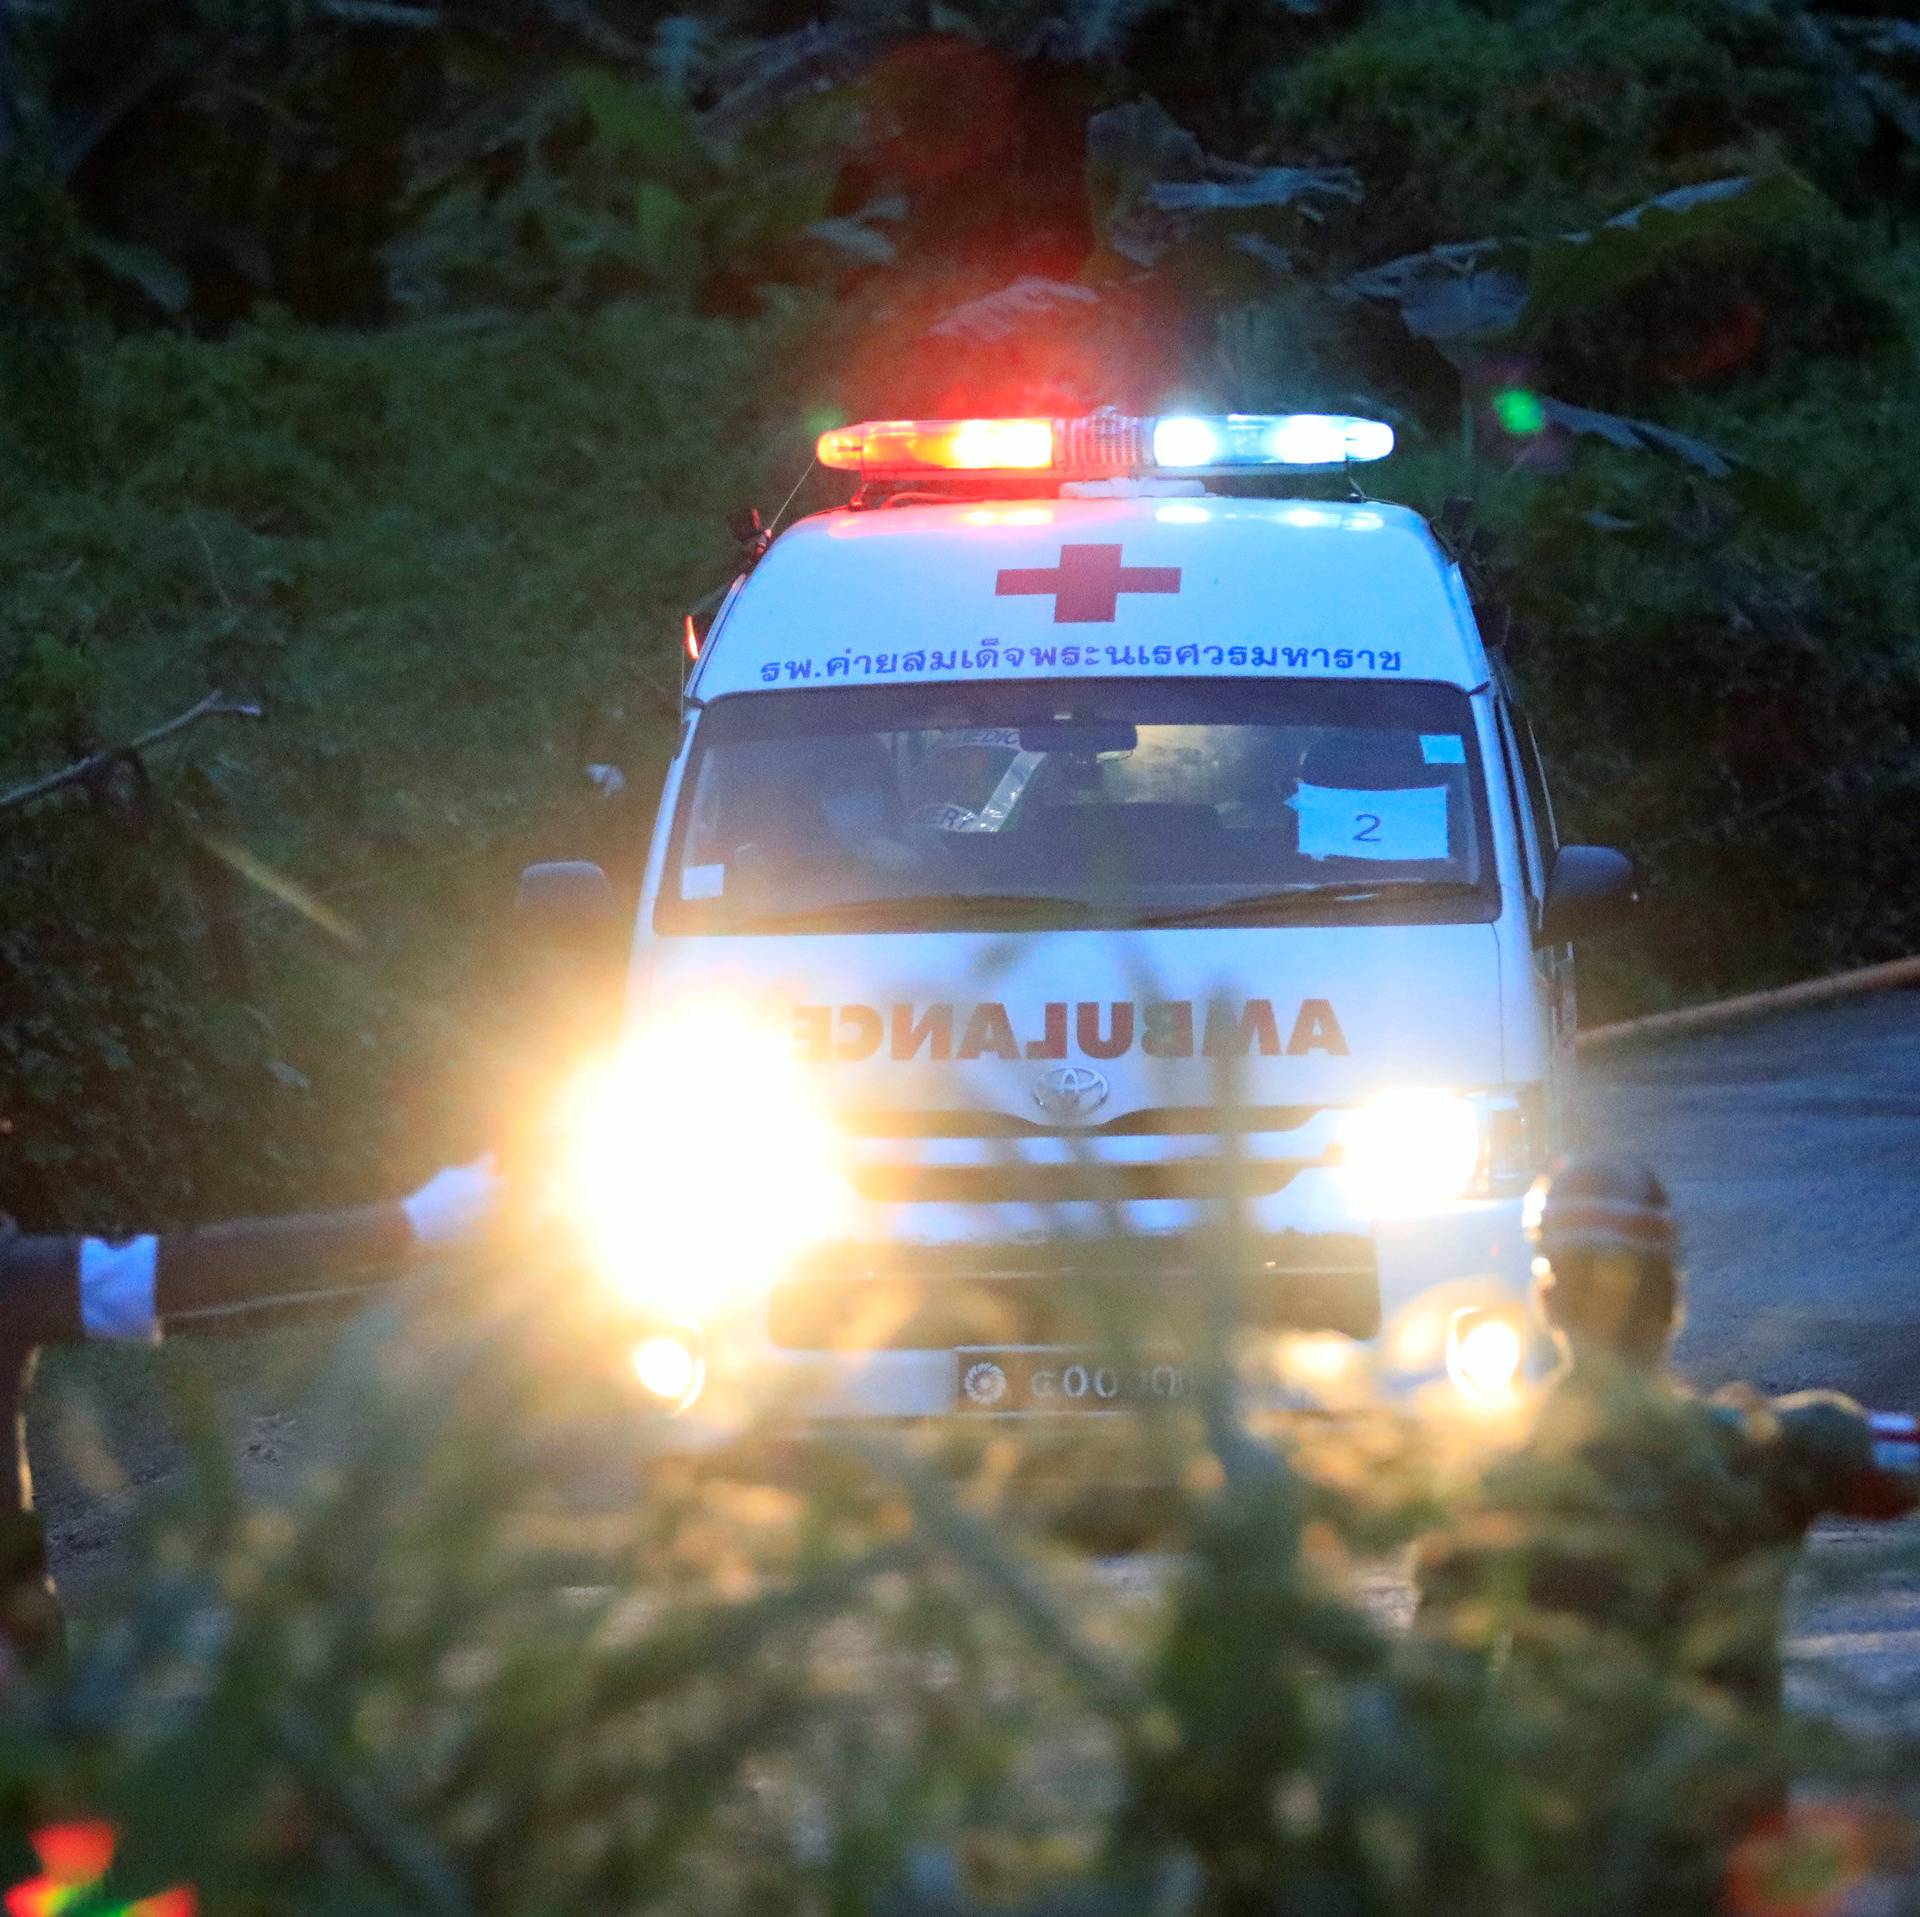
[0, 163, 91, 480]
[1269, 0, 1905, 244]
[0, 303, 815, 1227]
[394, 62, 873, 315]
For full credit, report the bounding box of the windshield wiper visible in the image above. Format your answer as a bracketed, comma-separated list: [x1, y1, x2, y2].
[1133, 879, 1485, 929]
[725, 892, 1100, 932]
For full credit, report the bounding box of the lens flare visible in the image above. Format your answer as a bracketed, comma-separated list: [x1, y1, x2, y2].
[8, 1823, 197, 1917]
[1726, 1804, 1872, 1917]
[1493, 388, 1547, 437]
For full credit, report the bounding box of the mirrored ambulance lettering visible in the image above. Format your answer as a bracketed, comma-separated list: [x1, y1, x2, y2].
[791, 998, 1348, 1063]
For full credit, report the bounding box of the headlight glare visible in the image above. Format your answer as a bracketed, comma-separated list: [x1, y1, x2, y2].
[631, 1330, 704, 1409]
[1340, 1089, 1484, 1218]
[1446, 1308, 1526, 1406]
[558, 1000, 849, 1318]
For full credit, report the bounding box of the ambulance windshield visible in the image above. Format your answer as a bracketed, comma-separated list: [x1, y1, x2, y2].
[658, 679, 1498, 934]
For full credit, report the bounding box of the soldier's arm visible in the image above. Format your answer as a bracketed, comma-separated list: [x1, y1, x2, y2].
[0, 1158, 498, 1344]
[0, 1234, 86, 1348]
[0, 1163, 494, 1668]
[1770, 1390, 1920, 1523]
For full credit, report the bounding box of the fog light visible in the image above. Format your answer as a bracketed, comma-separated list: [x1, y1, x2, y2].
[631, 1331, 703, 1410]
[1446, 1310, 1524, 1405]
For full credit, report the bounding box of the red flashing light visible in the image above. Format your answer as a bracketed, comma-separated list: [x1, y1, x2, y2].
[683, 614, 701, 663]
[818, 418, 1054, 476]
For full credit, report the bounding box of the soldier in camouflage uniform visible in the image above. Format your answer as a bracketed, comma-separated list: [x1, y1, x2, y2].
[1410, 1157, 1918, 1912]
[1416, 1155, 1918, 1715]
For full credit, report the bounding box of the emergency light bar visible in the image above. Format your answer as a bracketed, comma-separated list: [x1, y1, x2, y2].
[816, 412, 1394, 480]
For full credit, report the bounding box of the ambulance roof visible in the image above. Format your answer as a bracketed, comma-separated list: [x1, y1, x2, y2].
[690, 493, 1487, 701]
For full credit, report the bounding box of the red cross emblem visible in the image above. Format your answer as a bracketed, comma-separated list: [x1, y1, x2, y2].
[994, 544, 1182, 624]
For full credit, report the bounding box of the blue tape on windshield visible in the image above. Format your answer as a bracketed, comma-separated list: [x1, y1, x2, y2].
[1420, 734, 1467, 765]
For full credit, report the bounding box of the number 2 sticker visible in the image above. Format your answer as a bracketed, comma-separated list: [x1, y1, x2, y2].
[1291, 784, 1449, 861]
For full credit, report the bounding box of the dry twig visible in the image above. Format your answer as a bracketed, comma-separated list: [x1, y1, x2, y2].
[0, 690, 263, 815]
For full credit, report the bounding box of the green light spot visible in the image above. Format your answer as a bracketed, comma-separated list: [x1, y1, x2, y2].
[1493, 388, 1547, 437]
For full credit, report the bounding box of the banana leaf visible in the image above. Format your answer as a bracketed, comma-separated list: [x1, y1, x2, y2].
[1090, 96, 1359, 268]
[1535, 397, 1813, 528]
[1347, 174, 1813, 347]
[927, 276, 1101, 345]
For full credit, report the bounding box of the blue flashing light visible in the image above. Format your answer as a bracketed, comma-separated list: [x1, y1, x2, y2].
[1154, 413, 1393, 472]
[1151, 417, 1224, 469]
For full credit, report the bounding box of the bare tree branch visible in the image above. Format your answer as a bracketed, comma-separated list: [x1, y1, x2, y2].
[315, 0, 444, 25]
[0, 690, 263, 814]
[531, 0, 639, 63]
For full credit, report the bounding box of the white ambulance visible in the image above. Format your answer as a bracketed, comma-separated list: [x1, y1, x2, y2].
[539, 413, 1633, 1422]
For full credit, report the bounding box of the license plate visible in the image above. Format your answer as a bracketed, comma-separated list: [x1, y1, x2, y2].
[954, 1349, 1187, 1414]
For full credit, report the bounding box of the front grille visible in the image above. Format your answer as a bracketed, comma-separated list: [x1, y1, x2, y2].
[848, 1159, 1308, 1205]
[770, 1238, 1378, 1350]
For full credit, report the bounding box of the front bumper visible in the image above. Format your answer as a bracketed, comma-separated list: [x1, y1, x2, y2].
[662, 1190, 1533, 1429]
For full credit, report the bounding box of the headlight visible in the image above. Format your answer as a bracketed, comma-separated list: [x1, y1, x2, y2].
[1339, 1086, 1542, 1219]
[1445, 1307, 1526, 1406]
[1340, 1090, 1484, 1218]
[557, 1001, 849, 1318]
[631, 1328, 704, 1410]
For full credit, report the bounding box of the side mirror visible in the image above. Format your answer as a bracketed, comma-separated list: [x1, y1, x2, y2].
[1536, 845, 1636, 947]
[515, 861, 626, 1005]
[516, 860, 618, 947]
[504, 864, 624, 1174]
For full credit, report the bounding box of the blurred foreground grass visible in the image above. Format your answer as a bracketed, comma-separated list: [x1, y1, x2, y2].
[6, 1237, 1919, 1917]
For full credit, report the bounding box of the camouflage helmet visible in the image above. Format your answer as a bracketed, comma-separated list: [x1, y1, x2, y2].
[1522, 1155, 1677, 1264]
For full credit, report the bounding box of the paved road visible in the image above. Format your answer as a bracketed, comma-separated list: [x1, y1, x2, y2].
[1582, 988, 1920, 1713]
[1581, 987, 1920, 1406]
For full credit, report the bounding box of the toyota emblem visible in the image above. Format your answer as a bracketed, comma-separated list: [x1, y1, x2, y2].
[962, 1361, 1009, 1408]
[1032, 1064, 1111, 1122]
